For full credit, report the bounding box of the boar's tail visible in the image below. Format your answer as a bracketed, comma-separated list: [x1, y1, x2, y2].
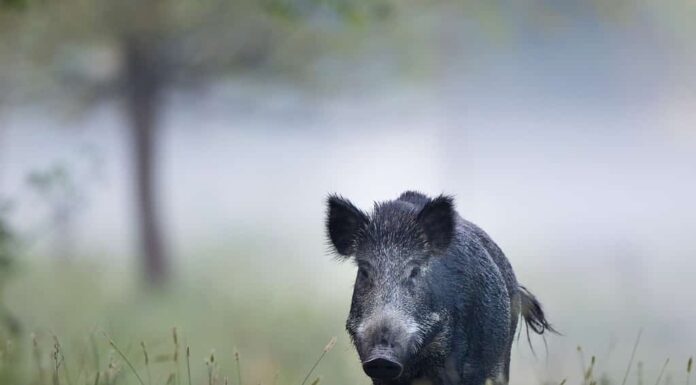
[519, 285, 558, 337]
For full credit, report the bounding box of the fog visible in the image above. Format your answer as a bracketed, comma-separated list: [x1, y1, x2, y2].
[1, 2, 695, 384]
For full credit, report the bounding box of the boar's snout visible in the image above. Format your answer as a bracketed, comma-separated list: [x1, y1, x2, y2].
[362, 353, 403, 380]
[357, 312, 415, 380]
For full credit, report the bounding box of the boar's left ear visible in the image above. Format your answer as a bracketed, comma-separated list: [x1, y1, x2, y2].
[326, 195, 369, 257]
[416, 195, 455, 253]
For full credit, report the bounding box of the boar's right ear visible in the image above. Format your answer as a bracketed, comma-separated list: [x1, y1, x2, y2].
[326, 195, 369, 257]
[416, 195, 455, 253]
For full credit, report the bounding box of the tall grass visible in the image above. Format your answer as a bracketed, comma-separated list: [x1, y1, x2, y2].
[2, 329, 693, 385]
[568, 332, 692, 385]
[9, 330, 340, 385]
[622, 329, 643, 385]
[1, 266, 693, 385]
[300, 337, 336, 385]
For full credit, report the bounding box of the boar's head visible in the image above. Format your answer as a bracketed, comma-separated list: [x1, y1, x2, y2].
[326, 193, 455, 382]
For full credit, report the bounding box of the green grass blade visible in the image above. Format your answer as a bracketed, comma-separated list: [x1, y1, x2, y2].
[105, 334, 146, 385]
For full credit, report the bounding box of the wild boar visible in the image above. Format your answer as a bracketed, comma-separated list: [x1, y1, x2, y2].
[326, 191, 555, 385]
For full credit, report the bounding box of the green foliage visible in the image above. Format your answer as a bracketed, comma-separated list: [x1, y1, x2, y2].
[26, 165, 84, 216]
[0, 0, 27, 10]
[0, 209, 14, 273]
[0, 0, 403, 106]
[262, 0, 392, 24]
[0, 203, 17, 290]
[0, 204, 21, 384]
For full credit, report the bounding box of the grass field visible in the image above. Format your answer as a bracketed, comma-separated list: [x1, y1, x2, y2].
[0, 250, 693, 385]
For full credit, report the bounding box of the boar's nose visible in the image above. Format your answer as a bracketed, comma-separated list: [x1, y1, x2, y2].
[362, 356, 403, 380]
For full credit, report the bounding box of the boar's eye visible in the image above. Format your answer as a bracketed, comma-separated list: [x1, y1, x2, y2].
[408, 266, 421, 279]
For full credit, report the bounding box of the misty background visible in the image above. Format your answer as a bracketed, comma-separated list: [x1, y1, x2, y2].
[0, 0, 695, 384]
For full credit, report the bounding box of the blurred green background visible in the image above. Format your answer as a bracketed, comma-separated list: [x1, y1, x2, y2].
[1, 0, 695, 384]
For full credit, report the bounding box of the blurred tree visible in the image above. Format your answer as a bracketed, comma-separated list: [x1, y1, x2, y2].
[0, 0, 394, 287]
[10, 0, 679, 289]
[111, 1, 170, 287]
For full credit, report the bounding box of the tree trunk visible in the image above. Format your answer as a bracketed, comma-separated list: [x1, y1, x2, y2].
[123, 36, 168, 287]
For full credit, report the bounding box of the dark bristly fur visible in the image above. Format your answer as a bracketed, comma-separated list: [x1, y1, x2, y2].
[325, 191, 556, 385]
